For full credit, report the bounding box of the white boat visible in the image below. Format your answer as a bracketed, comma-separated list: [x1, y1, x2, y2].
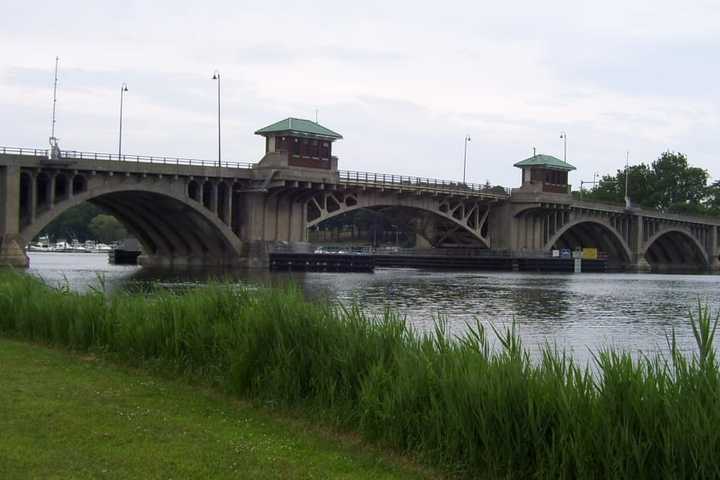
[92, 243, 113, 253]
[53, 240, 71, 252]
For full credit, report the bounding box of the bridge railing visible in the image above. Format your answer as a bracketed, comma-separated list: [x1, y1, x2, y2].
[337, 169, 510, 196]
[2, 146, 510, 195]
[0, 146, 255, 169]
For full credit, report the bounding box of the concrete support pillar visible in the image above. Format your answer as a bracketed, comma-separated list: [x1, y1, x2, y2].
[30, 171, 37, 224]
[288, 195, 307, 242]
[263, 195, 278, 241]
[47, 172, 56, 208]
[630, 214, 650, 272]
[209, 181, 218, 215]
[68, 174, 75, 198]
[237, 192, 268, 268]
[223, 182, 232, 226]
[0, 165, 29, 267]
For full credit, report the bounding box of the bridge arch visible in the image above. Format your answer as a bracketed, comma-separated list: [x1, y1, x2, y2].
[545, 219, 633, 263]
[643, 228, 709, 270]
[306, 200, 490, 248]
[21, 183, 242, 266]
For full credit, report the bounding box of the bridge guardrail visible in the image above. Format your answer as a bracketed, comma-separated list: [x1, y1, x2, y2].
[0, 146, 256, 170]
[337, 170, 510, 197]
[1, 146, 509, 196]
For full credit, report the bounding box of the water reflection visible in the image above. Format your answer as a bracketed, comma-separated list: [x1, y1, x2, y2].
[26, 252, 720, 364]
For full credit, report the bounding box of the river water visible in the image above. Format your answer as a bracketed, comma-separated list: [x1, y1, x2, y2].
[26, 252, 720, 365]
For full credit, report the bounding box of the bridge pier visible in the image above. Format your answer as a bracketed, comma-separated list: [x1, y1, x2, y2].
[630, 256, 652, 273]
[629, 215, 651, 272]
[0, 165, 29, 268]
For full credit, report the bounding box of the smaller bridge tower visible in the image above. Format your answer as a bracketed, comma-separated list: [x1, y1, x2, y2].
[254, 117, 343, 171]
[513, 153, 576, 195]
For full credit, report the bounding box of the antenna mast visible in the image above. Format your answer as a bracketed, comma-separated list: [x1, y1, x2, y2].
[51, 56, 59, 139]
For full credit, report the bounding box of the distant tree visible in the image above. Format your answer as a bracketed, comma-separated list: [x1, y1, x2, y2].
[651, 152, 707, 210]
[584, 164, 654, 206]
[583, 151, 710, 215]
[705, 180, 720, 214]
[89, 215, 128, 243]
[37, 203, 103, 241]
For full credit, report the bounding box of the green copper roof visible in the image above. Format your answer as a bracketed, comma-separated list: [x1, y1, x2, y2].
[254, 117, 343, 140]
[514, 154, 576, 171]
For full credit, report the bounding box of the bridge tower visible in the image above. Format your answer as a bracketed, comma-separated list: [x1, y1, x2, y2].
[254, 117, 343, 171]
[513, 153, 576, 195]
[233, 118, 344, 265]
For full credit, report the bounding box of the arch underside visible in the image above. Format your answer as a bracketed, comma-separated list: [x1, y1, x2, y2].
[21, 189, 241, 266]
[644, 230, 709, 271]
[310, 204, 490, 248]
[549, 221, 631, 265]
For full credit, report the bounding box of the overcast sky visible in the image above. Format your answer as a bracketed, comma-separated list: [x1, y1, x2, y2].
[2, 0, 719, 188]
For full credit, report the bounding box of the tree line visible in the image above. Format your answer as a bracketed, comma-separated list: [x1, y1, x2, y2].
[38, 203, 127, 243]
[581, 151, 720, 215]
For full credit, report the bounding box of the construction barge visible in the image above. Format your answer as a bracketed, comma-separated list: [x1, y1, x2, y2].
[269, 248, 609, 273]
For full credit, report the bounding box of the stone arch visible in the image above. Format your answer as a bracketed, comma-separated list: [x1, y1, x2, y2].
[643, 228, 709, 270]
[20, 184, 242, 266]
[545, 219, 632, 263]
[307, 202, 490, 248]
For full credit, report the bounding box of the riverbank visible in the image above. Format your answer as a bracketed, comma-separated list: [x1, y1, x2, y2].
[0, 338, 433, 479]
[1, 271, 719, 478]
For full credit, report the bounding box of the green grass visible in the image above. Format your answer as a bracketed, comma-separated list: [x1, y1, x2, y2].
[1, 271, 720, 479]
[0, 338, 436, 479]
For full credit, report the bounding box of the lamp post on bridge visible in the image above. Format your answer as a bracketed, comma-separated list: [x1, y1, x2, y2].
[462, 135, 471, 184]
[212, 70, 221, 168]
[118, 83, 128, 158]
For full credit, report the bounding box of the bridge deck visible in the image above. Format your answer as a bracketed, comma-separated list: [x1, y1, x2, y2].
[1, 146, 509, 198]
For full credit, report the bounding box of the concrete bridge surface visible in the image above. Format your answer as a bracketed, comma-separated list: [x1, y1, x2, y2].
[1, 143, 718, 272]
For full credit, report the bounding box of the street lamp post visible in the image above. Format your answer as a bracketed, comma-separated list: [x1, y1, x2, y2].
[212, 70, 221, 167]
[560, 131, 567, 163]
[118, 83, 128, 158]
[624, 151, 630, 208]
[462, 135, 471, 184]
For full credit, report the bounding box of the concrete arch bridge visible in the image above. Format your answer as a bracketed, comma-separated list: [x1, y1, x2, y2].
[1, 125, 718, 272]
[496, 191, 720, 272]
[0, 147, 506, 268]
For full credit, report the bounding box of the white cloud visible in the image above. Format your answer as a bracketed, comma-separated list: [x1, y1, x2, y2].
[1, 0, 719, 188]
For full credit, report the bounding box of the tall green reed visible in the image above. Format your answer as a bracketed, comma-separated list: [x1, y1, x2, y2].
[1, 270, 719, 479]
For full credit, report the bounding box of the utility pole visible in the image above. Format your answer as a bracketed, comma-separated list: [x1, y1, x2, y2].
[49, 56, 61, 160]
[118, 83, 128, 158]
[624, 151, 630, 208]
[462, 135, 471, 184]
[50, 56, 59, 140]
[212, 70, 221, 167]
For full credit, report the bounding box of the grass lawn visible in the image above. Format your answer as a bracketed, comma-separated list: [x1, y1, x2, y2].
[0, 339, 438, 480]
